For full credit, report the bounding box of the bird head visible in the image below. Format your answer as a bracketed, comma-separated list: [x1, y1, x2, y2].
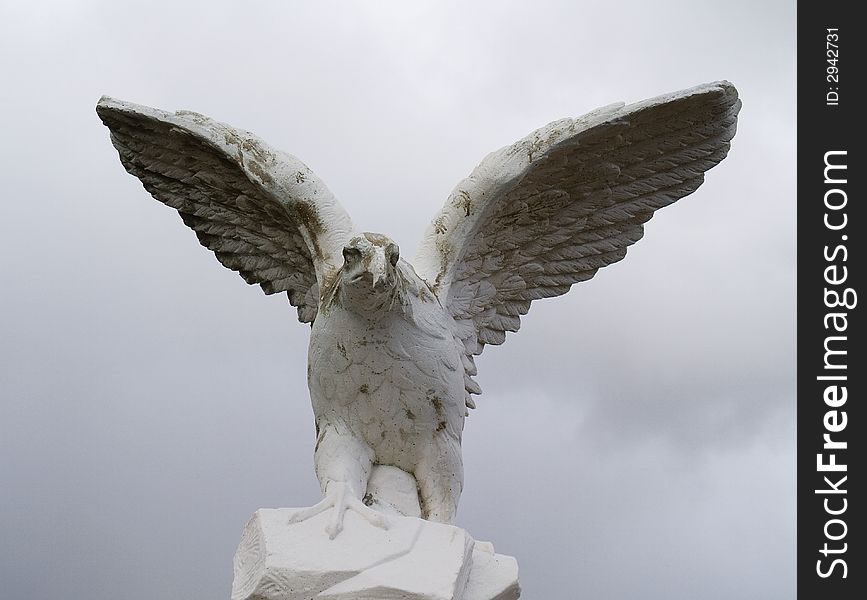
[336, 233, 403, 312]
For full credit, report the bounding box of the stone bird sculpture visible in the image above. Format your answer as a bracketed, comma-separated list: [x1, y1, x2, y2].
[97, 81, 740, 538]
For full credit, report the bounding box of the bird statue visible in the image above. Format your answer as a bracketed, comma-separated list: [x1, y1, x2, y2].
[97, 81, 740, 538]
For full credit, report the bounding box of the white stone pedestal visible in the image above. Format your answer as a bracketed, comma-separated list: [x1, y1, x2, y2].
[231, 508, 520, 600]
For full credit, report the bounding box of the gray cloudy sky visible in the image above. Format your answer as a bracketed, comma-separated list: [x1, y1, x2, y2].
[0, 1, 795, 599]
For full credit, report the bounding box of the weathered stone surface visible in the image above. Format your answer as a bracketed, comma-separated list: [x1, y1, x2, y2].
[98, 84, 741, 537]
[99, 83, 741, 600]
[365, 464, 423, 518]
[232, 509, 519, 600]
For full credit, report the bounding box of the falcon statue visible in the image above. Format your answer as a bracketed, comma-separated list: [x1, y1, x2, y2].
[97, 81, 740, 537]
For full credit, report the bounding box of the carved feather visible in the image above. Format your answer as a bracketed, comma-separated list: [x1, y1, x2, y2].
[414, 81, 741, 403]
[97, 98, 355, 322]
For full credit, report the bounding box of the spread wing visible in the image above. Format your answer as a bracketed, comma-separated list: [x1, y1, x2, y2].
[97, 97, 355, 323]
[414, 81, 741, 406]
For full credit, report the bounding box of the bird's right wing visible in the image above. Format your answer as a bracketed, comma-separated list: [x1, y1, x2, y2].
[97, 97, 355, 323]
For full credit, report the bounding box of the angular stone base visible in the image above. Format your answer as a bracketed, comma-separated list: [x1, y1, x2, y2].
[232, 508, 520, 600]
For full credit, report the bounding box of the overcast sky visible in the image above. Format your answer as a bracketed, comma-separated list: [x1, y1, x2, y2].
[0, 1, 795, 598]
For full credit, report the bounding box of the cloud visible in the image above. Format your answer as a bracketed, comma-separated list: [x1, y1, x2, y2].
[0, 1, 794, 598]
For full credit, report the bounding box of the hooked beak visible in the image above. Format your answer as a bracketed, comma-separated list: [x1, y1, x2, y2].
[346, 245, 390, 290]
[368, 246, 389, 290]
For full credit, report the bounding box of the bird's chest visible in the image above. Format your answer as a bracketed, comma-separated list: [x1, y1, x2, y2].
[307, 303, 464, 447]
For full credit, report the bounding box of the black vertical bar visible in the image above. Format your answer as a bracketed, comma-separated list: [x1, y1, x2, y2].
[798, 2, 863, 598]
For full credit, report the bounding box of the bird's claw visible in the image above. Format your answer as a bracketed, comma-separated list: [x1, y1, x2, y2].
[287, 481, 390, 539]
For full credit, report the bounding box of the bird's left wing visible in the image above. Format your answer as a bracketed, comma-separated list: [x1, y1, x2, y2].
[414, 81, 741, 406]
[97, 97, 354, 323]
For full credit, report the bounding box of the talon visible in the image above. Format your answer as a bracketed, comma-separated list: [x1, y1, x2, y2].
[326, 519, 341, 540]
[286, 480, 391, 539]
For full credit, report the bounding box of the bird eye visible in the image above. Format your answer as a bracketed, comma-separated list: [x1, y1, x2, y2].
[343, 247, 361, 263]
[387, 244, 399, 267]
